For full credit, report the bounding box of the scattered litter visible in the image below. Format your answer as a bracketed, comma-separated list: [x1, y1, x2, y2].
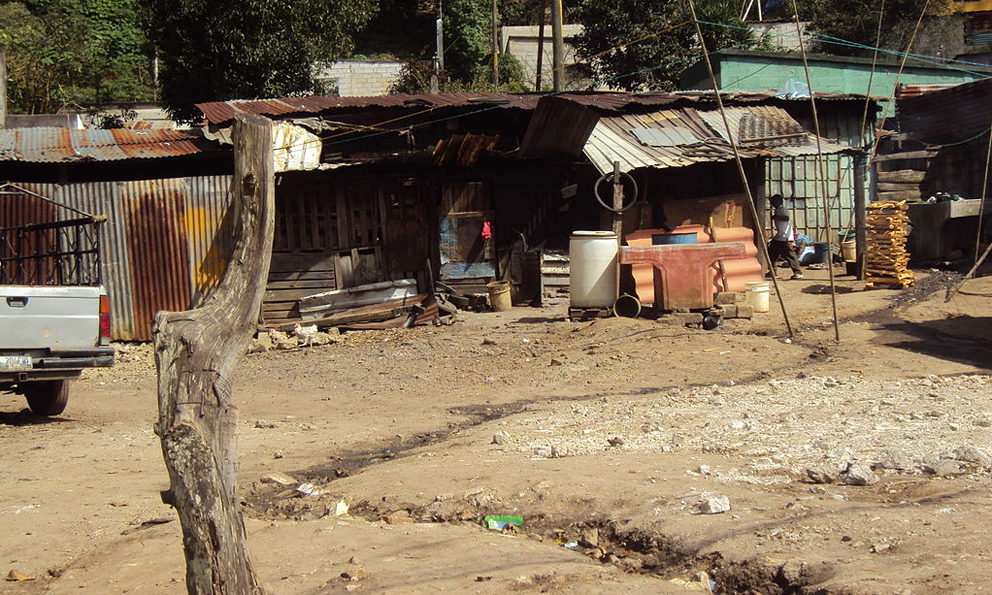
[562, 541, 580, 549]
[296, 482, 323, 497]
[484, 515, 524, 530]
[334, 499, 350, 516]
[380, 512, 415, 525]
[260, 472, 297, 487]
[5, 570, 33, 582]
[341, 565, 368, 581]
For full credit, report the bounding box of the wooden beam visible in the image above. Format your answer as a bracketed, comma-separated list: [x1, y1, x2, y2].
[878, 169, 925, 184]
[854, 155, 867, 280]
[154, 113, 273, 595]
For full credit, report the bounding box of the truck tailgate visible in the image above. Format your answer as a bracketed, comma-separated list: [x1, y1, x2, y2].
[0, 286, 103, 350]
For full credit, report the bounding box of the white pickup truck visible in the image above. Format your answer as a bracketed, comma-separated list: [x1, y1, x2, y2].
[1, 186, 115, 416]
[0, 286, 115, 415]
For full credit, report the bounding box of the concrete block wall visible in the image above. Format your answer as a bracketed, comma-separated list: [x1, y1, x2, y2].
[501, 25, 602, 90]
[314, 60, 406, 97]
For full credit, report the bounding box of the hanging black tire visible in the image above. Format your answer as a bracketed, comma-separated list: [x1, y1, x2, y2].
[25, 380, 70, 416]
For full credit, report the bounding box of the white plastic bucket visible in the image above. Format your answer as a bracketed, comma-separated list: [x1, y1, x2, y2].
[744, 281, 770, 313]
[569, 231, 619, 308]
[841, 241, 856, 262]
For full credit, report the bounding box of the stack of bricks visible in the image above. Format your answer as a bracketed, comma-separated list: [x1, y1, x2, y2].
[865, 200, 914, 289]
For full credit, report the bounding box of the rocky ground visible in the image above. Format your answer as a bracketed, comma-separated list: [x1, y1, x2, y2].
[2, 267, 992, 595]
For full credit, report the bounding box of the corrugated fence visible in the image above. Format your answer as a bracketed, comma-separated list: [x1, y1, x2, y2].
[3, 176, 234, 340]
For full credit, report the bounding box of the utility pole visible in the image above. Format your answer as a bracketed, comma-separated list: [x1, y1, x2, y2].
[433, 0, 444, 93]
[492, 0, 500, 88]
[551, 0, 564, 92]
[535, 0, 546, 90]
[612, 161, 623, 238]
[0, 53, 7, 129]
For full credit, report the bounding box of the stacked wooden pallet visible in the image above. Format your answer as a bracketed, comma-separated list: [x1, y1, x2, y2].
[865, 200, 914, 289]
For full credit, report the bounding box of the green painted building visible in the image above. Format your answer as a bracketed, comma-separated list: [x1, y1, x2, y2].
[681, 49, 992, 121]
[680, 50, 992, 241]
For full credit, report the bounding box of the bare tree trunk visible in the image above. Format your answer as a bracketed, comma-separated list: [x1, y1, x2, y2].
[154, 113, 275, 595]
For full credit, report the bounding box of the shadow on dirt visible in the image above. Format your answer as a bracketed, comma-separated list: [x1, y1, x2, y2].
[0, 409, 75, 426]
[511, 316, 570, 324]
[800, 284, 856, 295]
[877, 316, 992, 371]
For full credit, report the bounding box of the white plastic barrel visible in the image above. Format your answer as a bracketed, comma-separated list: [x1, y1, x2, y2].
[744, 281, 770, 313]
[569, 231, 619, 308]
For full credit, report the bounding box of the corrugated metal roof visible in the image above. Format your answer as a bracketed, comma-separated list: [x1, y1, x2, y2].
[197, 90, 873, 125]
[897, 78, 992, 144]
[895, 83, 962, 99]
[584, 106, 853, 174]
[0, 128, 217, 163]
[197, 92, 544, 125]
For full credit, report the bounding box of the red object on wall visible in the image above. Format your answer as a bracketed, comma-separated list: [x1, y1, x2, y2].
[481, 220, 493, 239]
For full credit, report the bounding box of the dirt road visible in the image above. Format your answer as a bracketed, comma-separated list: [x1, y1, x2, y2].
[2, 269, 991, 595]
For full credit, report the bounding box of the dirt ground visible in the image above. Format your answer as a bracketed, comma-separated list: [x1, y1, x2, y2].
[3, 266, 992, 595]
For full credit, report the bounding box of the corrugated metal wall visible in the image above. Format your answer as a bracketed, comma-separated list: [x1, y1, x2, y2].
[764, 110, 872, 242]
[2, 177, 233, 340]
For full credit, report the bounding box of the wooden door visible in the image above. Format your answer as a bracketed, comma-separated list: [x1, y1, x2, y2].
[438, 182, 496, 280]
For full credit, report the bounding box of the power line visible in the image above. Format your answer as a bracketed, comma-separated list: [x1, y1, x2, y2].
[686, 0, 795, 339]
[789, 0, 840, 342]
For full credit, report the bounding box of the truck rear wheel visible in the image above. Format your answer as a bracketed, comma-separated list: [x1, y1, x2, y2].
[25, 380, 70, 416]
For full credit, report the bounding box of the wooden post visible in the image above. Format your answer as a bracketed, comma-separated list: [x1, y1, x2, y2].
[612, 161, 623, 238]
[551, 0, 564, 91]
[154, 113, 274, 595]
[854, 153, 868, 280]
[535, 0, 546, 90]
[492, 0, 499, 87]
[753, 159, 769, 272]
[1, 53, 7, 128]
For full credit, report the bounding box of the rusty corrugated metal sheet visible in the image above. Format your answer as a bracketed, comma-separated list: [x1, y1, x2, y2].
[897, 78, 992, 144]
[196, 92, 545, 124]
[122, 179, 193, 340]
[56, 181, 135, 340]
[0, 183, 60, 285]
[184, 177, 235, 305]
[895, 83, 961, 99]
[0, 128, 218, 163]
[4, 176, 233, 341]
[432, 133, 500, 166]
[584, 106, 853, 174]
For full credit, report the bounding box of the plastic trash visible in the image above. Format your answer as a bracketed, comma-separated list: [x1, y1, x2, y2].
[775, 78, 810, 99]
[484, 515, 524, 530]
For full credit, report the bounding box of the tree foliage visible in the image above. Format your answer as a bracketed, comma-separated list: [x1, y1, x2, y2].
[805, 0, 952, 56]
[0, 0, 152, 114]
[571, 0, 757, 92]
[141, 0, 378, 123]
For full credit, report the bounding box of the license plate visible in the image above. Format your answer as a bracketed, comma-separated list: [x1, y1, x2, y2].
[0, 355, 33, 371]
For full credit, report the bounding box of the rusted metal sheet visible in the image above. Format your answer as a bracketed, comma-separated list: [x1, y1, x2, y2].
[122, 180, 193, 341]
[583, 106, 851, 174]
[184, 177, 235, 305]
[197, 92, 542, 125]
[432, 134, 499, 166]
[897, 78, 992, 144]
[895, 83, 961, 99]
[4, 176, 233, 341]
[0, 184, 60, 285]
[0, 128, 217, 163]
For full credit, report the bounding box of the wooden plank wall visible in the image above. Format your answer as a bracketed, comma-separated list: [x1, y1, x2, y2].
[264, 175, 432, 326]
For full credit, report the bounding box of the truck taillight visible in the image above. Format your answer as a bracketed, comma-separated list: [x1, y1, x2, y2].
[99, 295, 111, 346]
